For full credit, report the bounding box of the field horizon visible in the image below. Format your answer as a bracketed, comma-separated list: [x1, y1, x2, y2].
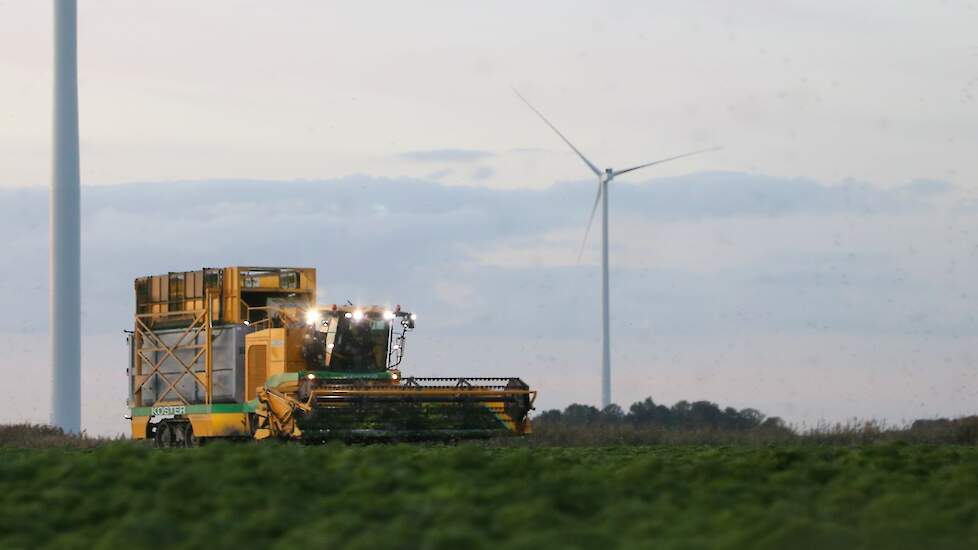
[2, 427, 977, 549]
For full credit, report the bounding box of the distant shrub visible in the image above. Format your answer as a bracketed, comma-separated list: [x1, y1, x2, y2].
[526, 398, 978, 446]
[907, 416, 978, 444]
[0, 424, 106, 449]
[531, 397, 790, 441]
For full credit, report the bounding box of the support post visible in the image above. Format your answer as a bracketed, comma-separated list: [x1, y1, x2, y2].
[51, 0, 81, 432]
[134, 328, 143, 407]
[601, 175, 611, 410]
[205, 290, 213, 404]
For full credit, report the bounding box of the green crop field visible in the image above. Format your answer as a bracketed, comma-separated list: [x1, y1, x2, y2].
[2, 440, 977, 550]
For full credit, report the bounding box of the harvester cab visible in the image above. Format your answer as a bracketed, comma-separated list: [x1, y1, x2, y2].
[300, 305, 415, 375]
[127, 266, 534, 447]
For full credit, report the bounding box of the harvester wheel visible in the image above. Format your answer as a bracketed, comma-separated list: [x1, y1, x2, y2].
[154, 421, 174, 448]
[184, 422, 199, 448]
[176, 422, 189, 447]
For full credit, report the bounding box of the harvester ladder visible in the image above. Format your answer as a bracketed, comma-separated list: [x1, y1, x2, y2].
[133, 289, 216, 407]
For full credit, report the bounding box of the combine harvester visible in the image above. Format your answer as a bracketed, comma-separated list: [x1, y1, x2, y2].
[126, 266, 535, 446]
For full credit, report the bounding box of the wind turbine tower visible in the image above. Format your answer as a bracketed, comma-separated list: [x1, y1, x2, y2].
[515, 90, 717, 409]
[51, 0, 81, 432]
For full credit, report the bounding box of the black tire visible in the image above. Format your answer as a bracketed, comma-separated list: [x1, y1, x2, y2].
[184, 422, 198, 448]
[154, 421, 174, 448]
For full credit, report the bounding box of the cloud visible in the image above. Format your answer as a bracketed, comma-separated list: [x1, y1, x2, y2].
[607, 172, 953, 219]
[426, 168, 453, 180]
[470, 166, 494, 180]
[0, 171, 961, 338]
[398, 149, 495, 163]
[1, 172, 973, 433]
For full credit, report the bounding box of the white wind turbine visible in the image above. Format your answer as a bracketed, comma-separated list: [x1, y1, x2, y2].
[515, 89, 718, 409]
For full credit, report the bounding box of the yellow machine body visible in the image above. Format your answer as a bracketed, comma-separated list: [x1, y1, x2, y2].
[126, 266, 535, 446]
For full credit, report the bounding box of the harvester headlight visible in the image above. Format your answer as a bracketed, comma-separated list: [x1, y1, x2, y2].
[305, 310, 322, 325]
[382, 310, 395, 320]
[344, 312, 353, 319]
[390, 371, 400, 381]
[306, 373, 316, 380]
[352, 310, 364, 322]
[410, 313, 417, 321]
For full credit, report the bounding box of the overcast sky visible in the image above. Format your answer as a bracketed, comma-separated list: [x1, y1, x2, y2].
[2, 1, 976, 189]
[1, 2, 977, 435]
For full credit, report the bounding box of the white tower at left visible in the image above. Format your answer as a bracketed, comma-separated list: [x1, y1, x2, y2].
[51, 0, 81, 433]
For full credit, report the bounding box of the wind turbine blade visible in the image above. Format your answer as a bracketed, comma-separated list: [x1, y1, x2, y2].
[612, 146, 721, 178]
[513, 88, 602, 177]
[577, 179, 603, 262]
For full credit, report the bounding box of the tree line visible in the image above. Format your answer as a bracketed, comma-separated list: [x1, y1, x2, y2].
[535, 397, 787, 432]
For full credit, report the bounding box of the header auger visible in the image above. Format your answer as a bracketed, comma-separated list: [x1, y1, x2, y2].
[126, 266, 535, 446]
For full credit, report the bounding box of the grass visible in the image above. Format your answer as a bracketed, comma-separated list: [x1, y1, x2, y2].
[1, 428, 977, 549]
